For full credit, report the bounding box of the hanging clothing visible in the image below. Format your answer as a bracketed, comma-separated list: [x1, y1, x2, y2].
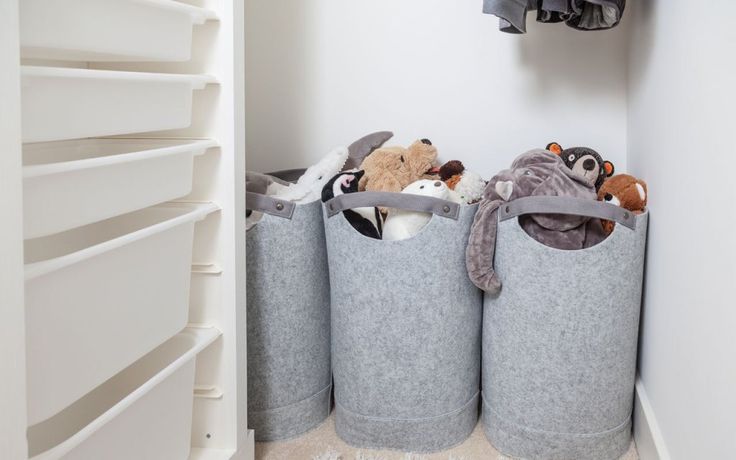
[482, 0, 625, 33]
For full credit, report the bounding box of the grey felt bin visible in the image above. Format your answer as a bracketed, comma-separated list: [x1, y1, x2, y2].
[246, 193, 332, 441]
[482, 197, 648, 460]
[323, 192, 483, 453]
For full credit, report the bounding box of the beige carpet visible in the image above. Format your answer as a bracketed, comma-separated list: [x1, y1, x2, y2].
[255, 414, 638, 460]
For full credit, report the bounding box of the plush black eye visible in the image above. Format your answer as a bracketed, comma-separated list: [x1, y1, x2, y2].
[318, 176, 323, 180]
[604, 193, 613, 201]
[568, 154, 575, 162]
[419, 185, 425, 189]
[400, 155, 405, 163]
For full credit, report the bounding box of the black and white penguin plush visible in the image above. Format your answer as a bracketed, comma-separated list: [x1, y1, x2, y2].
[321, 170, 383, 239]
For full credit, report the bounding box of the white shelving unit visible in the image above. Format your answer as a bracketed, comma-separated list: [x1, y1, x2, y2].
[2, 1, 250, 459]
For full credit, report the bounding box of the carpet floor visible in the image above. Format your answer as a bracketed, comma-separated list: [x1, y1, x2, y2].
[255, 414, 639, 460]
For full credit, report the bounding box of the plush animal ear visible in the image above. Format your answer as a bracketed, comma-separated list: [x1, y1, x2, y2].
[546, 142, 563, 155]
[603, 161, 615, 177]
[636, 182, 647, 201]
[495, 181, 514, 201]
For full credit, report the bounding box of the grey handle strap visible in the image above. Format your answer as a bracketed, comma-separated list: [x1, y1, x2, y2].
[498, 196, 637, 230]
[324, 191, 460, 220]
[246, 192, 296, 219]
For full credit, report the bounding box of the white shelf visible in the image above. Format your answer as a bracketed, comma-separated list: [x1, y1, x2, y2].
[28, 327, 221, 460]
[20, 0, 217, 62]
[23, 138, 217, 239]
[25, 202, 219, 426]
[21, 66, 216, 143]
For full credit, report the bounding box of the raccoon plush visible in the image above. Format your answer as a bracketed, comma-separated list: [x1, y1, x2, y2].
[546, 142, 614, 191]
[321, 170, 383, 239]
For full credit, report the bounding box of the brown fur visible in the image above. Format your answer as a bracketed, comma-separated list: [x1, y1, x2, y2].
[439, 160, 465, 181]
[358, 140, 438, 193]
[597, 174, 648, 234]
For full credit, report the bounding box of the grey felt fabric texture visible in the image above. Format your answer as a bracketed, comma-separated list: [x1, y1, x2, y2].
[246, 200, 332, 441]
[324, 203, 483, 453]
[482, 211, 648, 460]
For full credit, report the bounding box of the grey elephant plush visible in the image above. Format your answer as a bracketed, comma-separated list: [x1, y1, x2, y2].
[465, 149, 601, 293]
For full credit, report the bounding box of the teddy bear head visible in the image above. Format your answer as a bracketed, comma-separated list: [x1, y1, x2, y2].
[597, 174, 648, 234]
[358, 139, 438, 193]
[547, 142, 614, 191]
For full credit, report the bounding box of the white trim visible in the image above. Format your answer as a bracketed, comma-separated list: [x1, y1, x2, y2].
[634, 377, 672, 460]
[0, 1, 28, 458]
[21, 66, 217, 89]
[23, 138, 217, 178]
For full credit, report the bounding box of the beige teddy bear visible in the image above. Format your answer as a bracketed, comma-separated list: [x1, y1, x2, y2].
[358, 139, 439, 193]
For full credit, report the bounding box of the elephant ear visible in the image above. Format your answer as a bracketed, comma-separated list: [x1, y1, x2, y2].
[344, 131, 394, 170]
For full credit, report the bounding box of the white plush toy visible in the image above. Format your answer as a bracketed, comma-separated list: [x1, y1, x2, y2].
[268, 146, 349, 203]
[382, 179, 451, 241]
[449, 170, 486, 205]
[438, 160, 486, 205]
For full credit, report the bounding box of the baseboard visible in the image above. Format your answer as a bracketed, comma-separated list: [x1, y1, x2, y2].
[633, 377, 671, 460]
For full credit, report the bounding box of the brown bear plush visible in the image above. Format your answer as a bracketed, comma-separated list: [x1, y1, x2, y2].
[597, 174, 648, 234]
[358, 139, 439, 193]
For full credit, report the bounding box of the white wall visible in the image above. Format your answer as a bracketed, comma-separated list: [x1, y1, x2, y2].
[245, 0, 629, 175]
[627, 1, 736, 458]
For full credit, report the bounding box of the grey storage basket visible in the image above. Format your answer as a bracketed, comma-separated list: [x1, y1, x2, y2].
[246, 192, 332, 441]
[482, 196, 648, 460]
[323, 192, 483, 453]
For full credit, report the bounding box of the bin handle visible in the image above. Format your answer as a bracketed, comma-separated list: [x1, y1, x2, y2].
[246, 192, 296, 220]
[498, 196, 637, 230]
[324, 191, 460, 220]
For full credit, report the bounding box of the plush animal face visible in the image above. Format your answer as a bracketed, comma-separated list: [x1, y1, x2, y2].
[483, 149, 559, 202]
[402, 179, 450, 200]
[358, 139, 438, 193]
[547, 142, 614, 190]
[438, 160, 486, 204]
[321, 170, 364, 202]
[597, 174, 647, 234]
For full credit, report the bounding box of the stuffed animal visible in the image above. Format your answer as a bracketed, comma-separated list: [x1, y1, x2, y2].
[268, 146, 349, 203]
[438, 160, 486, 204]
[358, 139, 439, 195]
[546, 142, 614, 191]
[321, 170, 383, 239]
[382, 179, 451, 241]
[597, 174, 648, 234]
[466, 150, 598, 293]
